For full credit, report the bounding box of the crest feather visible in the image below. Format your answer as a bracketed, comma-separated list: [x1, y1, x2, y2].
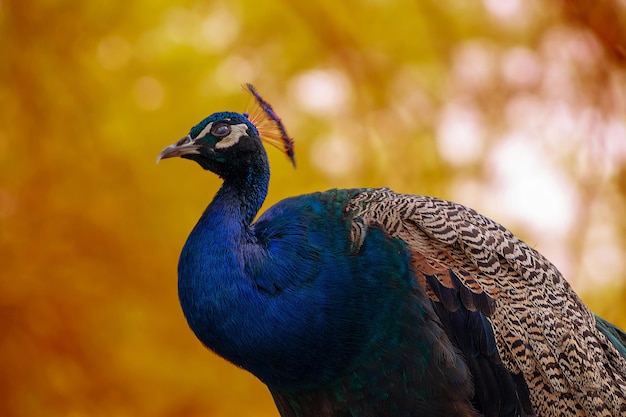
[244, 84, 296, 167]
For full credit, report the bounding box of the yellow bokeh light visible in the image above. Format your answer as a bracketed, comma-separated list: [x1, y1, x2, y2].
[97, 36, 133, 71]
[133, 76, 165, 111]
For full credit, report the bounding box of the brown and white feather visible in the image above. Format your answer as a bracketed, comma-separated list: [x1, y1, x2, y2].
[346, 188, 626, 417]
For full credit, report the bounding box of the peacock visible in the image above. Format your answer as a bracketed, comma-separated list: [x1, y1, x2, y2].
[158, 84, 626, 417]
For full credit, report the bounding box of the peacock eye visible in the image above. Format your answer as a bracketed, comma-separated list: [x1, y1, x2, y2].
[212, 123, 231, 138]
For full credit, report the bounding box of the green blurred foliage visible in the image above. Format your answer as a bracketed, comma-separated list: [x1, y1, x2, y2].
[1, 0, 625, 416]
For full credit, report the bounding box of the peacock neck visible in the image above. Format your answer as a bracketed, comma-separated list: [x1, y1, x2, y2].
[204, 153, 270, 230]
[178, 152, 270, 361]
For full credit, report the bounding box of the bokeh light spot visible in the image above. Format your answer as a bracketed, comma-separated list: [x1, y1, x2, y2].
[163, 7, 196, 44]
[133, 76, 165, 111]
[311, 135, 360, 177]
[214, 56, 255, 90]
[436, 101, 485, 166]
[501, 47, 542, 89]
[488, 132, 577, 237]
[483, 0, 522, 19]
[451, 41, 497, 91]
[97, 36, 133, 70]
[200, 8, 239, 52]
[291, 70, 350, 115]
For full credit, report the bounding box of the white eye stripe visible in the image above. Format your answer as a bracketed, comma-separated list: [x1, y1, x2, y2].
[215, 123, 248, 149]
[194, 122, 213, 140]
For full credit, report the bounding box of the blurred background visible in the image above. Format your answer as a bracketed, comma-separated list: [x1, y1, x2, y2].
[1, 0, 626, 416]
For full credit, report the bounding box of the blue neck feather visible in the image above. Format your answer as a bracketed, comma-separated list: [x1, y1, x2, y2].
[177, 148, 270, 364]
[176, 146, 474, 412]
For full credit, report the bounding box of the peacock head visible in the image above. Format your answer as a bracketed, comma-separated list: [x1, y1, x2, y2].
[157, 84, 295, 177]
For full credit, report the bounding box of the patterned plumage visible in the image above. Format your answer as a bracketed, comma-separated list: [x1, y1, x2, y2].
[159, 85, 626, 417]
[347, 189, 626, 416]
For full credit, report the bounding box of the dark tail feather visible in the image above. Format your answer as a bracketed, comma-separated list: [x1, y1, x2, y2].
[596, 315, 626, 358]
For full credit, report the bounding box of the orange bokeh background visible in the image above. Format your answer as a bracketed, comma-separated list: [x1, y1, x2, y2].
[2, 1, 625, 416]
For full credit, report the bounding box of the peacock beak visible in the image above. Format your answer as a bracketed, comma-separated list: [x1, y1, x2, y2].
[156, 135, 201, 163]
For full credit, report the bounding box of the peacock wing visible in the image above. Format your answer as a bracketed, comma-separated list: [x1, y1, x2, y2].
[346, 187, 626, 417]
